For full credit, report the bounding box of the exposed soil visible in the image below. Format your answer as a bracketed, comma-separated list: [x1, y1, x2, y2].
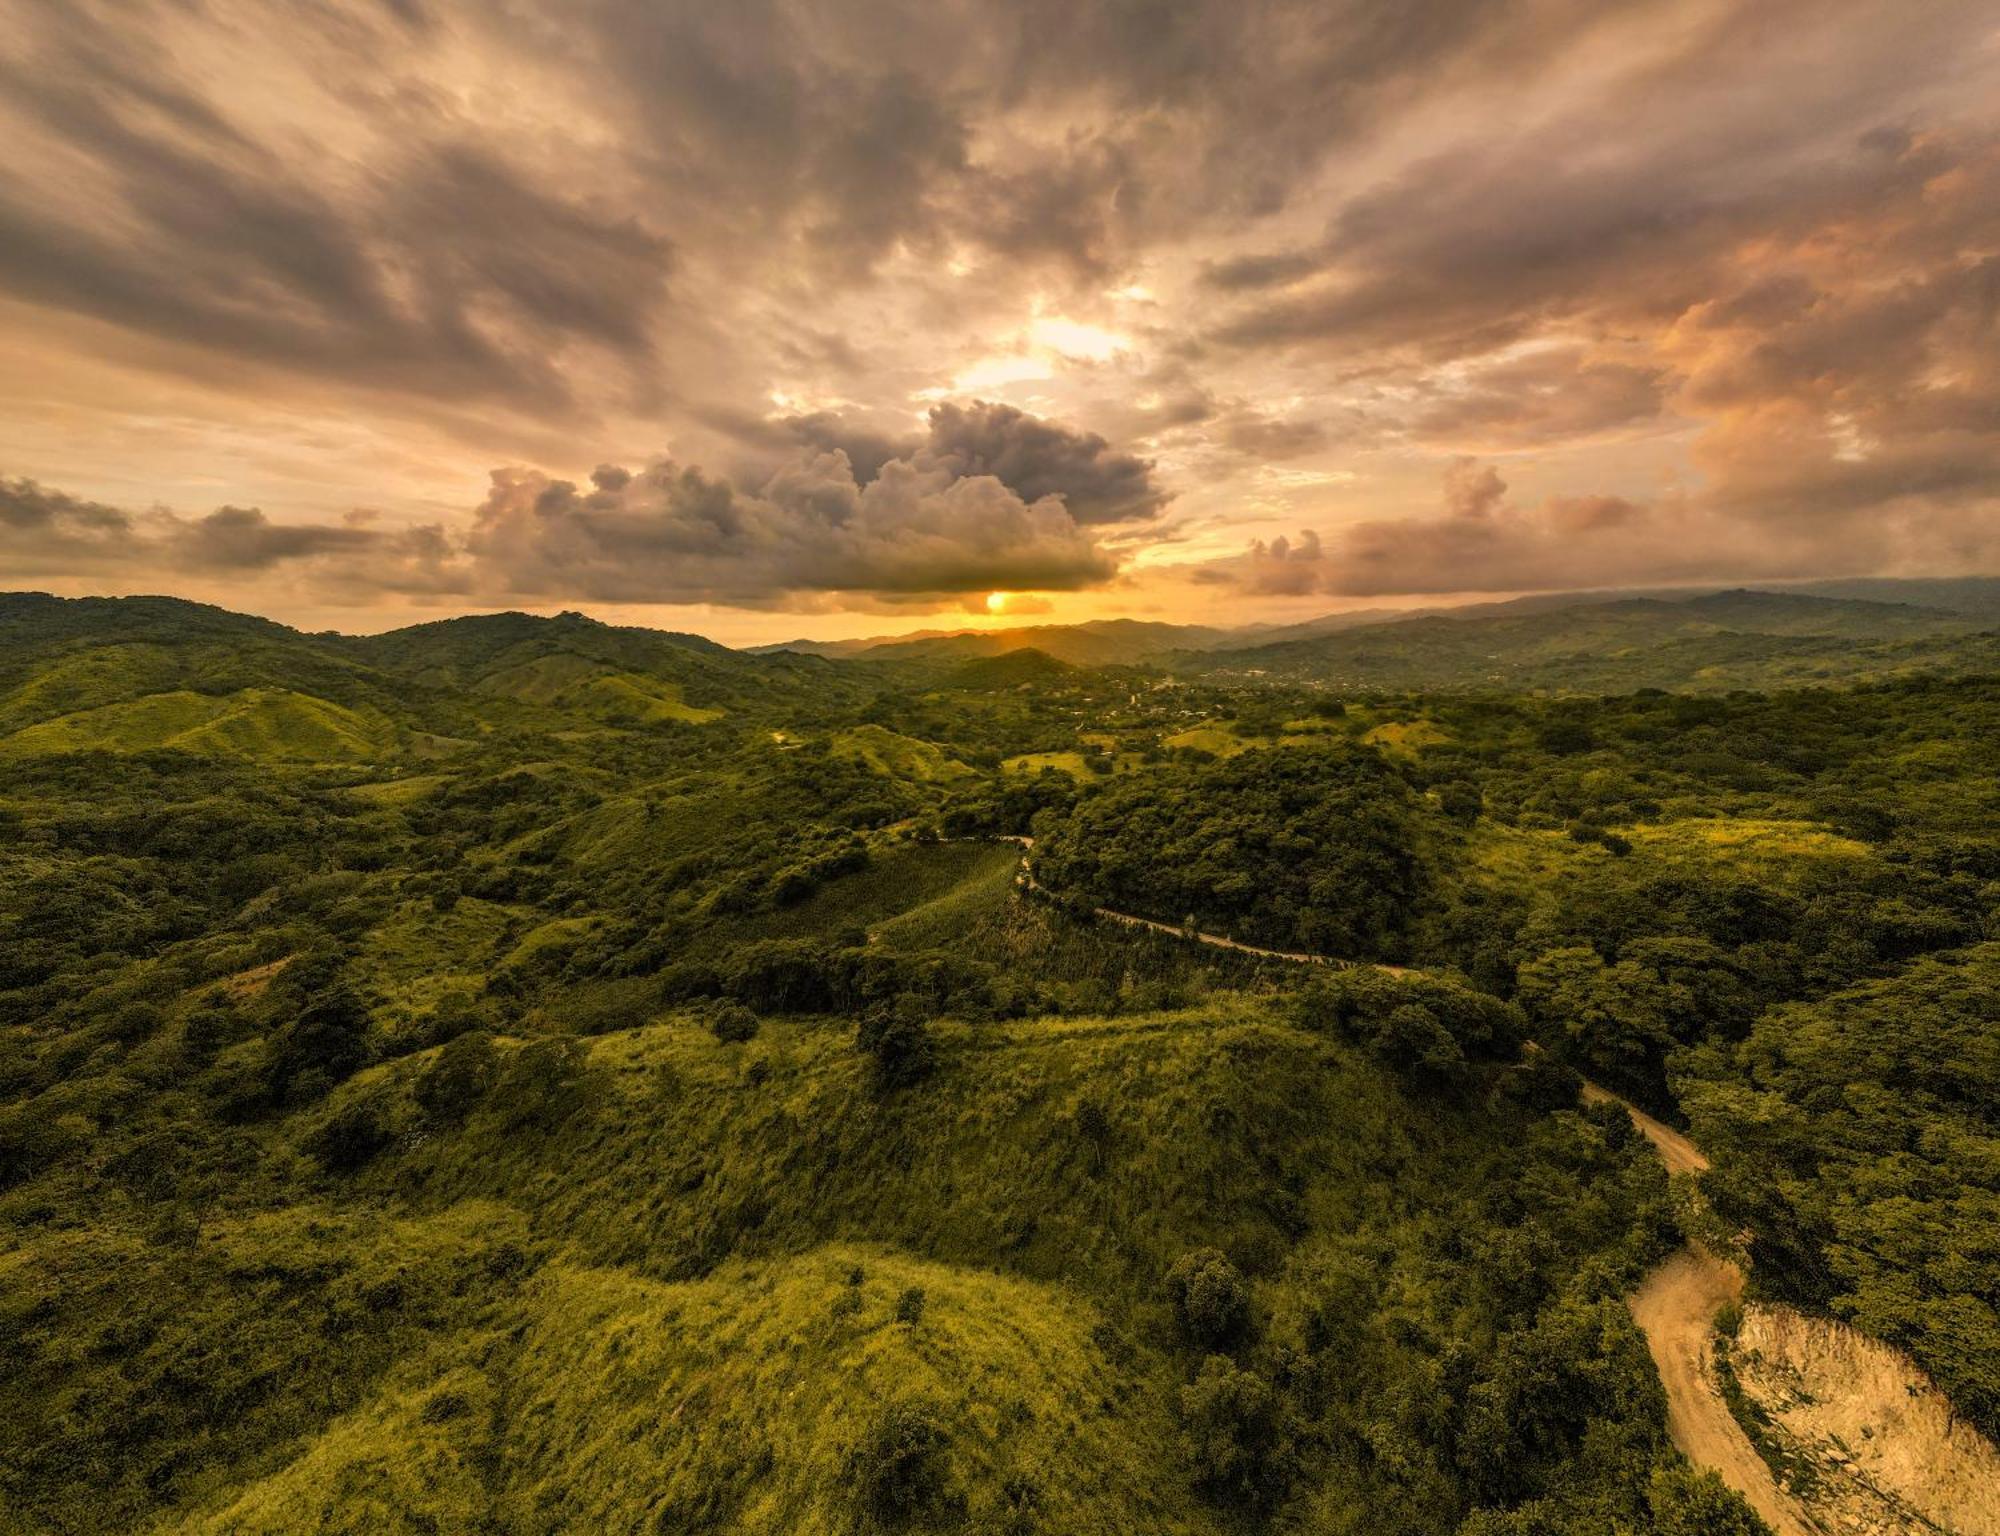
[1629, 1248, 1821, 1535]
[1730, 1302, 2000, 1535]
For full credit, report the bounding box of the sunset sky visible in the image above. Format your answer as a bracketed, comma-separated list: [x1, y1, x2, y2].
[2, 0, 1997, 643]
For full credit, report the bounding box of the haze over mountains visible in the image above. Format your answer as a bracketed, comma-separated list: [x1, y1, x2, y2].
[747, 579, 2000, 694]
[5, 579, 1999, 771]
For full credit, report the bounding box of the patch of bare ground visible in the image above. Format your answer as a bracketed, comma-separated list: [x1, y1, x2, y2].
[1728, 1302, 2000, 1536]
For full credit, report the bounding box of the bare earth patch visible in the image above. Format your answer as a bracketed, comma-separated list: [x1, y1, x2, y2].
[1730, 1303, 2000, 1536]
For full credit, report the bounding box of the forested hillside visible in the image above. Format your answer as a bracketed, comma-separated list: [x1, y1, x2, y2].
[4, 593, 1996, 1532]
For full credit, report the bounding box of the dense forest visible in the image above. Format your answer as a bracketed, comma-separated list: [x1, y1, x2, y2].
[2, 589, 1996, 1532]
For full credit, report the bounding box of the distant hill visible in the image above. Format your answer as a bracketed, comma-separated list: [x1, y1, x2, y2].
[939, 647, 1077, 690]
[1783, 575, 2000, 620]
[341, 609, 778, 723]
[1172, 589, 1996, 694]
[0, 595, 873, 761]
[0, 592, 402, 737]
[761, 617, 1230, 668]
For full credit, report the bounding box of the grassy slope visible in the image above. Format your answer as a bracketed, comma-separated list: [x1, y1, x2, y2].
[0, 688, 399, 762]
[831, 725, 973, 781]
[179, 1245, 1206, 1536]
[101, 995, 1664, 1534]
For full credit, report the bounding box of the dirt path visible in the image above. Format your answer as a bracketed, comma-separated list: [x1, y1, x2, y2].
[1630, 1250, 1821, 1535]
[998, 842, 1819, 1525]
[1579, 1080, 1710, 1176]
[1007, 838, 1411, 970]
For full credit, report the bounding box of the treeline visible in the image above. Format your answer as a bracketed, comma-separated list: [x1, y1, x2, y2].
[1031, 744, 1434, 960]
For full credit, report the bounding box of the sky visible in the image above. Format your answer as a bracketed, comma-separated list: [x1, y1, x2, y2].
[1, 0, 1997, 644]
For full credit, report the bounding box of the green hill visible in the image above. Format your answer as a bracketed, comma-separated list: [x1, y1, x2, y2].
[343, 609, 842, 722]
[10, 591, 1999, 1535]
[0, 687, 398, 761]
[1180, 589, 1991, 693]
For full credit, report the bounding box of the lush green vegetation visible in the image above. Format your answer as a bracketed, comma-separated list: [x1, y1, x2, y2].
[6, 586, 2000, 1530]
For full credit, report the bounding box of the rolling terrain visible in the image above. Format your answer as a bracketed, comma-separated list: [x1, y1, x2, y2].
[4, 590, 1999, 1534]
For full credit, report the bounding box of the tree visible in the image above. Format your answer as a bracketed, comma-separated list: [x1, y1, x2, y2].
[266, 983, 372, 1105]
[309, 1093, 392, 1173]
[1373, 1003, 1468, 1086]
[1166, 1248, 1251, 1351]
[857, 1000, 937, 1091]
[414, 1030, 497, 1124]
[849, 1401, 959, 1529]
[709, 1002, 760, 1044]
[1646, 1467, 1772, 1535]
[1179, 1355, 1282, 1507]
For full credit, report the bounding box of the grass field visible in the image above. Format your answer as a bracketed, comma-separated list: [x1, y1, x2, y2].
[832, 725, 975, 781]
[0, 687, 398, 761]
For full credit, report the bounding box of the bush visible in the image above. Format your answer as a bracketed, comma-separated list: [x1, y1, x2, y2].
[266, 983, 373, 1106]
[709, 1002, 760, 1044]
[414, 1030, 497, 1124]
[1165, 1248, 1250, 1351]
[1645, 1467, 1769, 1535]
[1373, 1002, 1468, 1086]
[849, 1401, 960, 1528]
[309, 1094, 392, 1173]
[491, 1037, 593, 1131]
[1178, 1355, 1281, 1507]
[857, 1003, 937, 1092]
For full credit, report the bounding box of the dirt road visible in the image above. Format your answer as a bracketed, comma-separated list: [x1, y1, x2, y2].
[1009, 839, 1409, 970]
[1579, 1080, 1710, 1176]
[1629, 1250, 1820, 1535]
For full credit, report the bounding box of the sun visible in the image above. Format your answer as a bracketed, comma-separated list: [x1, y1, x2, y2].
[985, 591, 1008, 614]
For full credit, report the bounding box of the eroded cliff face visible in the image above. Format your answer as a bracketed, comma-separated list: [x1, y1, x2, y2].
[1729, 1303, 2000, 1536]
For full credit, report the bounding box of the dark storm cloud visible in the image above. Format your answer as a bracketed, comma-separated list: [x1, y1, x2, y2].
[465, 452, 1117, 605]
[2, 438, 1127, 609]
[919, 403, 1171, 524]
[166, 507, 378, 571]
[769, 403, 1172, 524]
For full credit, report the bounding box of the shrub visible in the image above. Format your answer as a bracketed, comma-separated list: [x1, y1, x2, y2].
[1166, 1248, 1250, 1351]
[1178, 1355, 1281, 1507]
[709, 1002, 760, 1044]
[849, 1401, 960, 1529]
[414, 1030, 497, 1124]
[309, 1094, 392, 1173]
[266, 983, 373, 1105]
[857, 1002, 937, 1092]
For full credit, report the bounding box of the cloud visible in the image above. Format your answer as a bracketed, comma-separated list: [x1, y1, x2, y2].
[1405, 347, 1670, 447]
[0, 479, 135, 574]
[3, 437, 1129, 610]
[917, 402, 1170, 524]
[2, 0, 1998, 624]
[0, 477, 396, 578]
[1213, 455, 2000, 599]
[0, 5, 674, 418]
[165, 506, 378, 570]
[464, 450, 1117, 605]
[769, 401, 1172, 525]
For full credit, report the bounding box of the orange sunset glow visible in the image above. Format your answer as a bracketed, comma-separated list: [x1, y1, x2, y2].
[1, 1, 1996, 643]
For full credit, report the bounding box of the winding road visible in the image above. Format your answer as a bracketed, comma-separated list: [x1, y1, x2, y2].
[1004, 837, 1817, 1531]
